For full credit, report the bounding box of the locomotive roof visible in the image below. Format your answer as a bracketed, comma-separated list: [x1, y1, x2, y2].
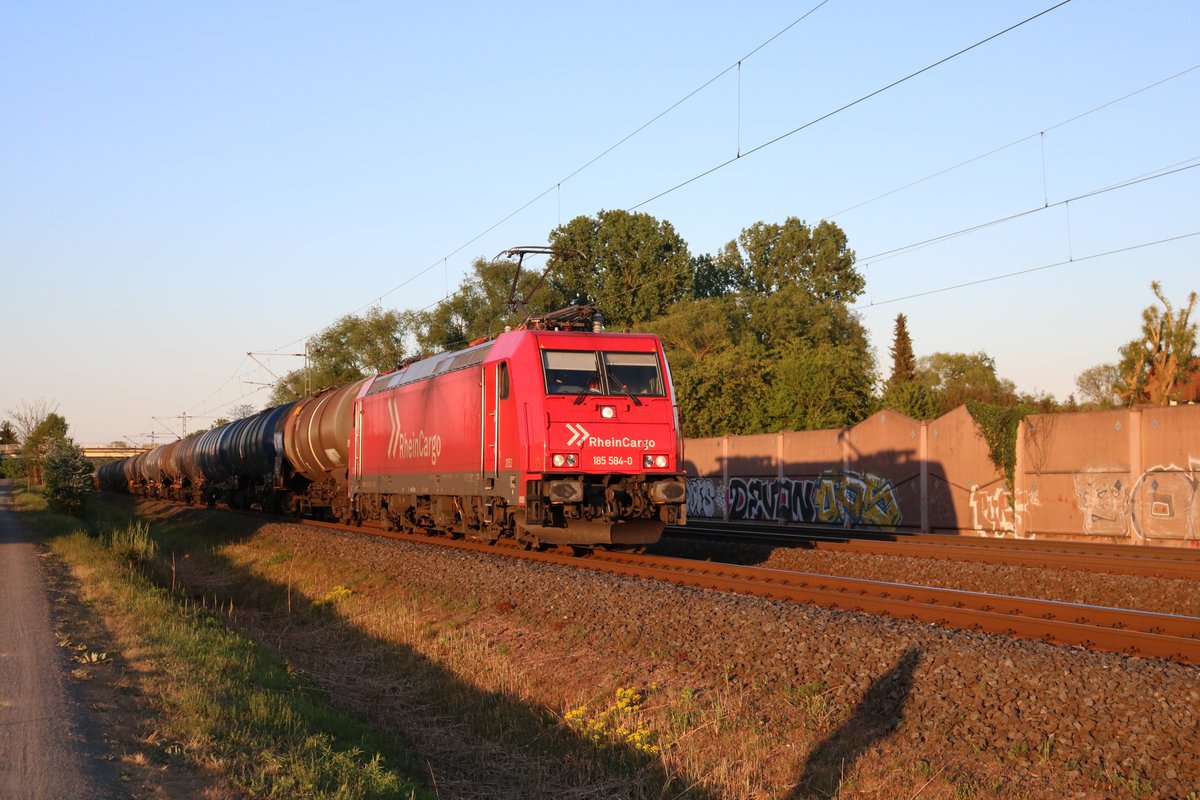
[364, 327, 662, 397]
[366, 337, 496, 396]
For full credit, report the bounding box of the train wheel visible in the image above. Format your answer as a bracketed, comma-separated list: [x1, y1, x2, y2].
[515, 525, 540, 551]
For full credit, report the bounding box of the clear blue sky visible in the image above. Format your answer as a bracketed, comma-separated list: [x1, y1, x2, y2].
[3, 1, 1197, 444]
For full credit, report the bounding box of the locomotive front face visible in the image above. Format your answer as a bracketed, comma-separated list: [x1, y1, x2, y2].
[523, 332, 687, 544]
[539, 347, 676, 473]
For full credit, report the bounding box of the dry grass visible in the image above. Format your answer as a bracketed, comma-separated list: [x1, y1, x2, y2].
[48, 492, 1162, 799]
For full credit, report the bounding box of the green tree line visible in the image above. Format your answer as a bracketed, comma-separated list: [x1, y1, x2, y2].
[261, 209, 1197, 436]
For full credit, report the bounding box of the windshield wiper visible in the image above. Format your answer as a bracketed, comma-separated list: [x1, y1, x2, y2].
[573, 373, 601, 405]
[606, 371, 643, 406]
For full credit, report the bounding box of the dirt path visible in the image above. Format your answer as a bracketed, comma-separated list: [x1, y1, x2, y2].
[0, 480, 120, 799]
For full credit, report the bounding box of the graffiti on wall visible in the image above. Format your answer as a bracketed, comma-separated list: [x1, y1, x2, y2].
[969, 485, 1040, 536]
[1073, 461, 1199, 540]
[1130, 463, 1199, 540]
[705, 471, 902, 530]
[1072, 475, 1130, 536]
[685, 477, 726, 519]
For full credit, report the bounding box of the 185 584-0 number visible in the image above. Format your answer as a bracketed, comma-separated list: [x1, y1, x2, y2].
[593, 455, 633, 467]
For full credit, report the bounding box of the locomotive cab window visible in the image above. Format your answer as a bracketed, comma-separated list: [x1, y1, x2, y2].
[543, 351, 599, 395]
[498, 361, 510, 399]
[542, 350, 665, 397]
[602, 352, 664, 396]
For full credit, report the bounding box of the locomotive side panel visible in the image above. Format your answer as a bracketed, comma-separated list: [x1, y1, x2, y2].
[353, 364, 488, 497]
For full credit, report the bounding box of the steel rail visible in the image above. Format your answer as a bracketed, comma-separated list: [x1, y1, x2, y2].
[674, 521, 1200, 560]
[668, 523, 1200, 581]
[299, 518, 1200, 666]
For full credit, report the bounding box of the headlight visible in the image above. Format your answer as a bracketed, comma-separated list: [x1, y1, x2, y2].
[552, 454, 565, 467]
[600, 406, 616, 419]
[654, 454, 668, 468]
[565, 453, 578, 467]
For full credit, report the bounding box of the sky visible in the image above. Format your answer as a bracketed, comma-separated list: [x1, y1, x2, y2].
[2, 0, 1197, 445]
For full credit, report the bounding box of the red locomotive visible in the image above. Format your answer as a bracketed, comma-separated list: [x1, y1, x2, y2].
[99, 305, 687, 548]
[349, 306, 686, 546]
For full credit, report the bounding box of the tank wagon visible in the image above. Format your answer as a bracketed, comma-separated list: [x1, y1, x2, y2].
[100, 307, 687, 547]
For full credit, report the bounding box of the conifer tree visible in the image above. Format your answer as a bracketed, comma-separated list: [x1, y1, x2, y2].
[888, 313, 916, 387]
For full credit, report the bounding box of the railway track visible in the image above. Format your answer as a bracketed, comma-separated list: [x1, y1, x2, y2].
[667, 522, 1200, 581]
[300, 517, 1200, 666]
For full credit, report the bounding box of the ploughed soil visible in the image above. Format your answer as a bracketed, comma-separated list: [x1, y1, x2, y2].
[111, 499, 1200, 798]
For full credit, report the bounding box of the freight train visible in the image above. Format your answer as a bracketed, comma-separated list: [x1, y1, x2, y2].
[97, 306, 687, 547]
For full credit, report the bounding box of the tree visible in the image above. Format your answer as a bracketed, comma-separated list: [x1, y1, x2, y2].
[229, 403, 258, 420]
[7, 397, 55, 446]
[20, 412, 70, 487]
[43, 439, 94, 514]
[691, 253, 738, 300]
[673, 342, 776, 437]
[270, 307, 422, 405]
[0, 421, 16, 445]
[641, 296, 744, 370]
[1116, 281, 1198, 406]
[547, 209, 693, 326]
[417, 256, 565, 353]
[916, 352, 1018, 416]
[1074, 363, 1121, 409]
[714, 217, 863, 302]
[1015, 390, 1061, 413]
[879, 380, 941, 420]
[632, 215, 877, 436]
[766, 340, 876, 431]
[887, 313, 916, 387]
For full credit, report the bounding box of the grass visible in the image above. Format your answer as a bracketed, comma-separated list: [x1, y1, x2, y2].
[13, 488, 430, 799]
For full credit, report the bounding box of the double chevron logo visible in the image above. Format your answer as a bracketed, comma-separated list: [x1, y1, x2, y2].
[387, 398, 402, 458]
[565, 422, 590, 447]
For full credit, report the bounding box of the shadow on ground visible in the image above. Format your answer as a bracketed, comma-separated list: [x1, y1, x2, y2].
[787, 645, 923, 799]
[93, 493, 724, 800]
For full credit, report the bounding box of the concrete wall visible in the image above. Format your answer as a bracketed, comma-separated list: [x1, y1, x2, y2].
[684, 404, 1200, 546]
[1018, 405, 1200, 544]
[684, 408, 1004, 535]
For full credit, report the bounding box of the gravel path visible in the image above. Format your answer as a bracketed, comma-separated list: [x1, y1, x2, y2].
[0, 482, 120, 800]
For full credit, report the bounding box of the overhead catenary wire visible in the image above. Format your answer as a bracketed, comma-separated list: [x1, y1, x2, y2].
[822, 62, 1199, 220]
[858, 157, 1200, 264]
[184, 354, 251, 415]
[255, 1, 1068, 358]
[629, 0, 1075, 211]
[259, 0, 835, 358]
[854, 230, 1200, 309]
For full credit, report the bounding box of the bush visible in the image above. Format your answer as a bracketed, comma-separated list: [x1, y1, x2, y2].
[43, 439, 94, 514]
[0, 457, 23, 480]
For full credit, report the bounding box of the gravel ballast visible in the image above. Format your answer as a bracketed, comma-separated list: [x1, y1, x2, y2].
[250, 522, 1199, 798]
[134, 498, 1199, 799]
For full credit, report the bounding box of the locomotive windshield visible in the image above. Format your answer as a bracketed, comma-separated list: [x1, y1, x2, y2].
[542, 350, 665, 397]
